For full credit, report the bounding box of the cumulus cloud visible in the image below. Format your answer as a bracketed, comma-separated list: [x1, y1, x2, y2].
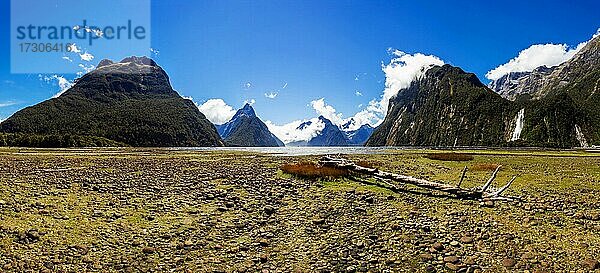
[486, 29, 600, 81]
[379, 50, 444, 113]
[355, 91, 362, 96]
[309, 98, 382, 131]
[197, 99, 237, 125]
[79, 52, 94, 62]
[265, 92, 278, 99]
[305, 50, 444, 131]
[265, 118, 325, 144]
[282, 82, 288, 89]
[244, 98, 256, 106]
[67, 43, 81, 53]
[0, 101, 17, 108]
[40, 75, 74, 98]
[78, 64, 95, 74]
[62, 56, 73, 62]
[310, 98, 343, 124]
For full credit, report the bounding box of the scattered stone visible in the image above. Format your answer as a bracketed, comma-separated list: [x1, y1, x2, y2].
[264, 206, 276, 215]
[460, 236, 473, 244]
[259, 239, 270, 247]
[444, 256, 459, 264]
[420, 253, 434, 261]
[312, 218, 326, 225]
[432, 242, 444, 251]
[445, 262, 460, 271]
[502, 258, 516, 268]
[582, 259, 600, 270]
[142, 247, 156, 254]
[482, 200, 495, 207]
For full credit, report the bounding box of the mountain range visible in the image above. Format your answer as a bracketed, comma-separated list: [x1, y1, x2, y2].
[287, 116, 375, 146]
[367, 34, 600, 148]
[1, 33, 598, 148]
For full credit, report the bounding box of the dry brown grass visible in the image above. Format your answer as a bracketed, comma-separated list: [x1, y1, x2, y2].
[425, 152, 474, 162]
[356, 160, 376, 169]
[280, 161, 348, 179]
[470, 163, 500, 171]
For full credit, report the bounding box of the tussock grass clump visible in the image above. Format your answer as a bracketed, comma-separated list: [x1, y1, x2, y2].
[471, 163, 500, 171]
[356, 160, 376, 168]
[425, 152, 474, 162]
[280, 162, 348, 179]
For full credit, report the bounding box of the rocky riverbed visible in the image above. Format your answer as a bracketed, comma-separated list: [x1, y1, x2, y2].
[0, 148, 599, 272]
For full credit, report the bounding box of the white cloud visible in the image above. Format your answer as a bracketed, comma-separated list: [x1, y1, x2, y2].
[305, 51, 443, 131]
[282, 82, 288, 89]
[39, 75, 74, 98]
[79, 52, 94, 62]
[92, 28, 103, 38]
[379, 50, 444, 113]
[150, 48, 160, 56]
[78, 64, 95, 74]
[243, 82, 252, 90]
[0, 101, 17, 108]
[265, 118, 325, 144]
[244, 98, 256, 106]
[486, 29, 600, 81]
[62, 56, 72, 62]
[309, 98, 382, 131]
[197, 99, 237, 125]
[310, 98, 343, 125]
[265, 92, 278, 99]
[67, 43, 81, 53]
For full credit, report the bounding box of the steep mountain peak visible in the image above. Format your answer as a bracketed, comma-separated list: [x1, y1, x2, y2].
[70, 56, 174, 97]
[367, 63, 512, 147]
[359, 124, 373, 129]
[216, 104, 283, 147]
[318, 115, 334, 125]
[236, 103, 256, 117]
[120, 56, 159, 67]
[341, 118, 355, 130]
[97, 59, 114, 68]
[0, 57, 223, 147]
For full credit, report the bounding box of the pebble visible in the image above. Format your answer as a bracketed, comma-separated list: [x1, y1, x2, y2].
[502, 258, 516, 268]
[142, 247, 156, 254]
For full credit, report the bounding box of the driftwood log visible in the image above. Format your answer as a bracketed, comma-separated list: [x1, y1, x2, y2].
[319, 156, 519, 202]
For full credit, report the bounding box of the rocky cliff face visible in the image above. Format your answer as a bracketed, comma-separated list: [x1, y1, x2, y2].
[0, 56, 224, 147]
[490, 35, 600, 147]
[216, 104, 284, 147]
[488, 66, 555, 101]
[368, 34, 600, 148]
[367, 65, 516, 147]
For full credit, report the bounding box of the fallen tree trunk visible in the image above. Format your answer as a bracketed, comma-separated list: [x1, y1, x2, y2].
[319, 156, 519, 201]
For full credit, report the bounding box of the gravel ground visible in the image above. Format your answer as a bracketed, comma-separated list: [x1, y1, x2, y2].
[0, 148, 599, 272]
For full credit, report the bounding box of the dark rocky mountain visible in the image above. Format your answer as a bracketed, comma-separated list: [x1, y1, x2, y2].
[345, 124, 375, 145]
[216, 104, 284, 147]
[368, 35, 600, 148]
[488, 66, 555, 101]
[0, 56, 224, 147]
[491, 35, 600, 147]
[290, 116, 350, 146]
[367, 65, 515, 147]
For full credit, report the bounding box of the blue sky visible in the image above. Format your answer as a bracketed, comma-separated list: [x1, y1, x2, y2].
[1, 0, 599, 127]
